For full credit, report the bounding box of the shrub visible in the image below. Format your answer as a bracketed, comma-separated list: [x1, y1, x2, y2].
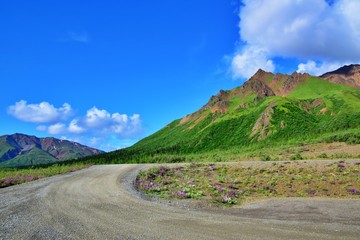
[260, 155, 272, 161]
[290, 152, 303, 160]
[318, 153, 328, 158]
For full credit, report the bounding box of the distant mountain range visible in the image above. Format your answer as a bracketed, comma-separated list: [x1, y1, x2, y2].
[0, 133, 104, 167]
[91, 64, 360, 164]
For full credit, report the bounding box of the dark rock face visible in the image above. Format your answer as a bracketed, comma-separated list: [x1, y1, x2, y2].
[0, 133, 104, 165]
[320, 64, 360, 89]
[242, 78, 275, 98]
[321, 64, 360, 76]
[7, 133, 41, 149]
[0, 148, 19, 163]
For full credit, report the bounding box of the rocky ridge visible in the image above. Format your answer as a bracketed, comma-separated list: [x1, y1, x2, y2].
[320, 64, 360, 89]
[180, 69, 310, 125]
[0, 133, 104, 166]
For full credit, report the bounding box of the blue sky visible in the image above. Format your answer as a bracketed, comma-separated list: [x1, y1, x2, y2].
[1, 0, 359, 151]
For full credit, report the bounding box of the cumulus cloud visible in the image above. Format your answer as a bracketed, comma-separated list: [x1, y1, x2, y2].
[7, 100, 72, 123]
[8, 100, 141, 151]
[231, 0, 360, 78]
[68, 119, 86, 134]
[82, 107, 142, 136]
[48, 123, 67, 135]
[296, 60, 347, 76]
[32, 106, 142, 138]
[231, 46, 275, 79]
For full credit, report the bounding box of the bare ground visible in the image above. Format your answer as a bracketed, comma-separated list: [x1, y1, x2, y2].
[0, 161, 359, 240]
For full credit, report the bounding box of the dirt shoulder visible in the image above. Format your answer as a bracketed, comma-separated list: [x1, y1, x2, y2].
[0, 162, 359, 240]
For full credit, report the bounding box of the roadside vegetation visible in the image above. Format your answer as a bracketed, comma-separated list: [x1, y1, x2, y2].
[0, 163, 90, 188]
[135, 161, 360, 206]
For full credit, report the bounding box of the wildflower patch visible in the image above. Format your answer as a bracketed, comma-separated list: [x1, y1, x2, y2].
[134, 161, 360, 206]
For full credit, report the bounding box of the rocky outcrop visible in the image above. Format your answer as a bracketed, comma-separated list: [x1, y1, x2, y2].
[242, 78, 275, 98]
[241, 69, 309, 97]
[251, 102, 276, 141]
[180, 89, 231, 125]
[320, 64, 360, 89]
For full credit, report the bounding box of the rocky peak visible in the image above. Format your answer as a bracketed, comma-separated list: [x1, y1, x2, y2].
[321, 64, 360, 76]
[7, 133, 41, 149]
[240, 69, 309, 97]
[252, 69, 273, 80]
[320, 64, 360, 89]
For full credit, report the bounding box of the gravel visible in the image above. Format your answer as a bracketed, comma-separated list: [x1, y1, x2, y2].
[0, 162, 359, 240]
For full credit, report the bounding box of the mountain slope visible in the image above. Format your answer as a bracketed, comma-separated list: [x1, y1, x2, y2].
[320, 64, 360, 89]
[0, 133, 104, 167]
[80, 65, 360, 164]
[130, 72, 359, 149]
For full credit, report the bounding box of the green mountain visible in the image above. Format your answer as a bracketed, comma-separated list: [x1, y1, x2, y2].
[81, 65, 360, 164]
[0, 133, 104, 167]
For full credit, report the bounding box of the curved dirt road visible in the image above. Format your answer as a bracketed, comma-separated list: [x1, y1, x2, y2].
[1, 164, 359, 240]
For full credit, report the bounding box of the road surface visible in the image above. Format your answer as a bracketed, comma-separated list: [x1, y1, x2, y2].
[1, 164, 359, 239]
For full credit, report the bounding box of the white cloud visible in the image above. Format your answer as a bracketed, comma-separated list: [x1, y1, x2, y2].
[48, 123, 67, 135]
[231, 0, 360, 78]
[68, 119, 86, 134]
[231, 46, 275, 79]
[297, 60, 347, 76]
[68, 32, 89, 43]
[36, 106, 142, 139]
[9, 100, 142, 150]
[85, 107, 111, 128]
[36, 125, 47, 131]
[82, 107, 142, 136]
[7, 100, 72, 123]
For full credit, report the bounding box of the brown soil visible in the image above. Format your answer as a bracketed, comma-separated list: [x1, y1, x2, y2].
[290, 142, 360, 158]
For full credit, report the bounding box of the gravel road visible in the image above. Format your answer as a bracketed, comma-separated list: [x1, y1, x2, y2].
[1, 163, 359, 240]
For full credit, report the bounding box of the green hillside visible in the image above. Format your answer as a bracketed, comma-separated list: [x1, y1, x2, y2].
[0, 134, 104, 167]
[78, 71, 360, 164]
[0, 147, 58, 167]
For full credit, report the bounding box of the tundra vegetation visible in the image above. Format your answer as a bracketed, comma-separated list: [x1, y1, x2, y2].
[0, 163, 90, 188]
[135, 161, 360, 206]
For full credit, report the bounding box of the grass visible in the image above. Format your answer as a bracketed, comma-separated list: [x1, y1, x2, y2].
[79, 75, 360, 166]
[288, 76, 356, 99]
[0, 147, 59, 167]
[0, 163, 90, 188]
[134, 161, 360, 206]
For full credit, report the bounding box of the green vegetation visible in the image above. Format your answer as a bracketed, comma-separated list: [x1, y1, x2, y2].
[1, 73, 360, 189]
[0, 163, 90, 188]
[135, 161, 360, 206]
[0, 148, 59, 167]
[0, 134, 104, 168]
[75, 76, 360, 165]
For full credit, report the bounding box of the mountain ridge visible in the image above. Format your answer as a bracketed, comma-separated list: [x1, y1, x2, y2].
[320, 64, 360, 89]
[0, 133, 104, 167]
[85, 64, 360, 164]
